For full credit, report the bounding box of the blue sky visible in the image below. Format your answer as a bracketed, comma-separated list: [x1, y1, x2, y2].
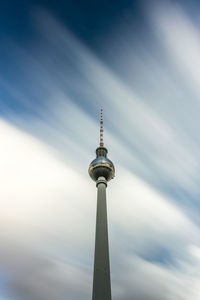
[1, 0, 200, 299]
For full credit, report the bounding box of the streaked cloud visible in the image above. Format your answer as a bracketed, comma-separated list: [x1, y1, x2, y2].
[1, 1, 200, 299]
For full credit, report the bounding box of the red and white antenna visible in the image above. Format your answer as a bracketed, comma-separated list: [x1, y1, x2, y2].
[100, 108, 104, 147]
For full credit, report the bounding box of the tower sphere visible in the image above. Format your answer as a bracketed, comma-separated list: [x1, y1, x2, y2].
[89, 147, 115, 182]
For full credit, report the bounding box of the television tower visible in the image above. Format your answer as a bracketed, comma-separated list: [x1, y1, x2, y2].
[89, 109, 115, 300]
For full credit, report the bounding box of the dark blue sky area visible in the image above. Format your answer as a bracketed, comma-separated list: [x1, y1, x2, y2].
[1, 0, 199, 51]
[0, 0, 142, 45]
[0, 0, 146, 118]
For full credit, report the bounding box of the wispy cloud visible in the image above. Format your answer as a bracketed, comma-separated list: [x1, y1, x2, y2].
[1, 2, 200, 299]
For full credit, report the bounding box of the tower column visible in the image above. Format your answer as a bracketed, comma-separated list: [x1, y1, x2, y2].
[89, 109, 114, 299]
[92, 176, 111, 300]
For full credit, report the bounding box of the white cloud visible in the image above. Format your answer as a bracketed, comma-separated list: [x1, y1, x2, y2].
[0, 118, 96, 249]
[1, 6, 200, 299]
[1, 119, 200, 299]
[151, 1, 200, 94]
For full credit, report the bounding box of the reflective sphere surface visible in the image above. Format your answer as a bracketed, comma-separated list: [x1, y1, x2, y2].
[89, 157, 115, 181]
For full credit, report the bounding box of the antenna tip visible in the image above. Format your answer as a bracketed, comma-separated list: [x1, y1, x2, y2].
[100, 108, 104, 147]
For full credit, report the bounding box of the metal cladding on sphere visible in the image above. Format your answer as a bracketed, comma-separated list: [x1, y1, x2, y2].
[89, 155, 115, 182]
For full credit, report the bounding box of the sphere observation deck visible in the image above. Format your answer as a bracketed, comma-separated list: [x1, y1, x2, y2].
[89, 147, 115, 182]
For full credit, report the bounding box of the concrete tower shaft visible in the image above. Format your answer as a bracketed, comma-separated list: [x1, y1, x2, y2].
[92, 176, 111, 300]
[88, 109, 114, 300]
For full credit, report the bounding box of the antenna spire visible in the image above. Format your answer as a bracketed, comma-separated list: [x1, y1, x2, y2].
[100, 108, 104, 147]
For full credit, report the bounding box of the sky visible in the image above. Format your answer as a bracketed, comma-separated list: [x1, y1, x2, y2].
[1, 0, 200, 299]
